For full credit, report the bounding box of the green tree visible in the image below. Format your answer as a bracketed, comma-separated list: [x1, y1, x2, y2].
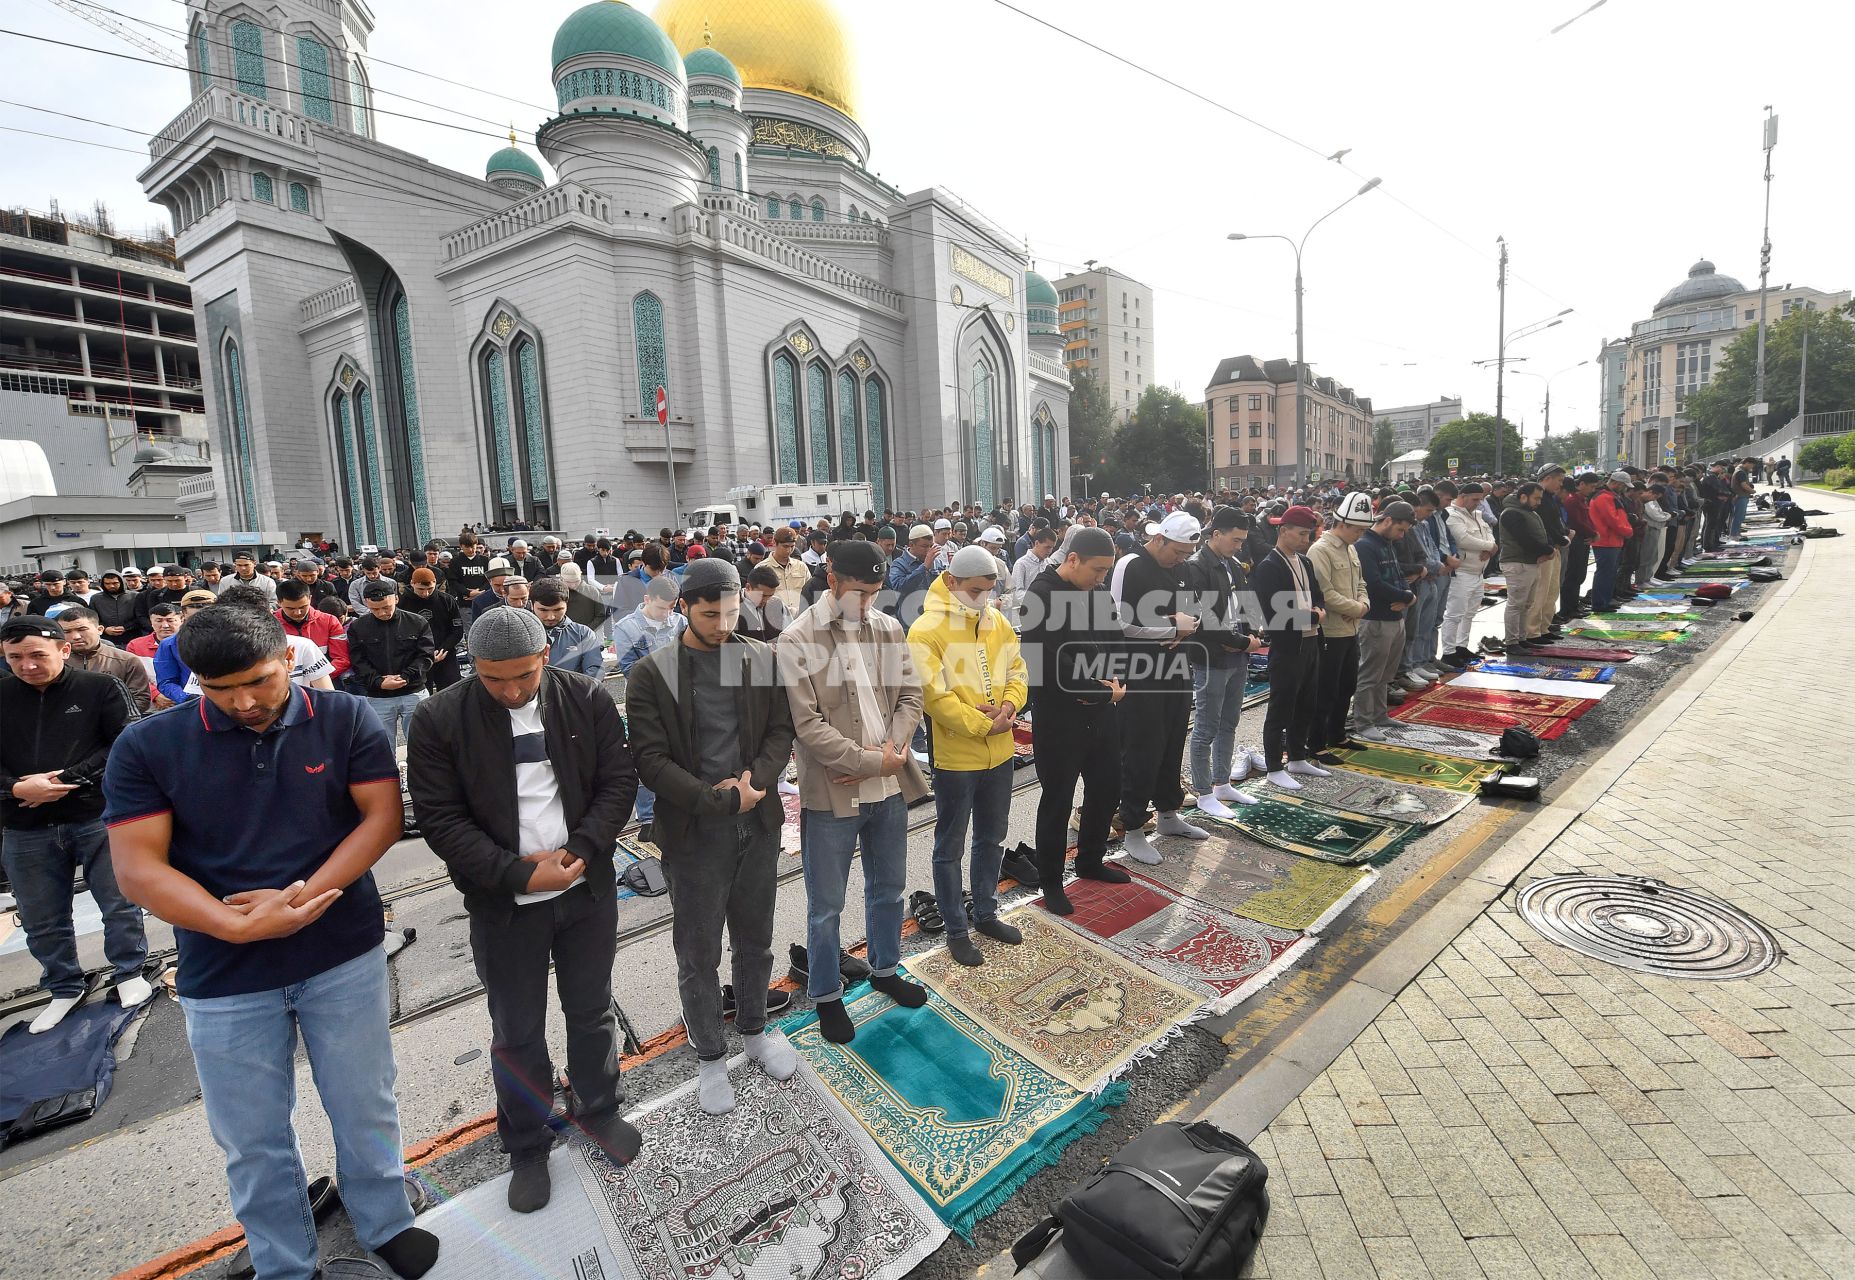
[1531, 428, 1598, 470]
[1372, 418, 1397, 475]
[1097, 385, 1207, 496]
[1796, 434, 1850, 475]
[1684, 305, 1855, 457]
[1424, 413, 1523, 477]
[1067, 370, 1115, 481]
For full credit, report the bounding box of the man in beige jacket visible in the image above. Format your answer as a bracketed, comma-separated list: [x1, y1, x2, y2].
[778, 541, 930, 1044]
[1305, 493, 1373, 759]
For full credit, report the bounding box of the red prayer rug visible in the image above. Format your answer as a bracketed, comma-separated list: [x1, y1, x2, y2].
[1412, 686, 1595, 719]
[1390, 699, 1576, 740]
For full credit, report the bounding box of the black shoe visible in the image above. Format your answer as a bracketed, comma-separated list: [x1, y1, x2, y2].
[974, 917, 1023, 945]
[787, 944, 872, 986]
[838, 950, 871, 983]
[1313, 751, 1345, 766]
[636, 822, 653, 845]
[508, 1149, 552, 1213]
[870, 972, 928, 1008]
[1000, 843, 1041, 887]
[722, 984, 793, 1020]
[1479, 637, 1506, 653]
[948, 934, 985, 966]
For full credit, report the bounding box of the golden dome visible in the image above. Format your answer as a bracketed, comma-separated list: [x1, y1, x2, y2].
[653, 0, 858, 120]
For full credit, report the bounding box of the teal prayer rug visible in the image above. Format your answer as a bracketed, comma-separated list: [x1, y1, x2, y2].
[1471, 661, 1616, 682]
[1226, 767, 1474, 827]
[1243, 675, 1270, 708]
[783, 983, 1127, 1239]
[574, 1057, 947, 1279]
[1191, 791, 1420, 863]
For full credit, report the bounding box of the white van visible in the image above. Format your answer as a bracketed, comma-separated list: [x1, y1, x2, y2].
[691, 483, 873, 531]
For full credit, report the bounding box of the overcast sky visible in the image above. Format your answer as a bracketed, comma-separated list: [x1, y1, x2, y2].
[7, 0, 1851, 443]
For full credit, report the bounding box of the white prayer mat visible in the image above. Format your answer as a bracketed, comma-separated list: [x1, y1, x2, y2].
[1445, 672, 1616, 700]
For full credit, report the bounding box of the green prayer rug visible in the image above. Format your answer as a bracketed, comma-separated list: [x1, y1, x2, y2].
[1566, 625, 1690, 642]
[783, 982, 1127, 1240]
[1134, 834, 1376, 931]
[1243, 676, 1270, 708]
[1190, 791, 1419, 864]
[1228, 767, 1473, 827]
[1592, 611, 1702, 623]
[1330, 742, 1507, 793]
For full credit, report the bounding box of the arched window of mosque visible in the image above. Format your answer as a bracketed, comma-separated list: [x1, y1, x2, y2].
[355, 384, 386, 539]
[514, 337, 551, 520]
[806, 361, 831, 482]
[864, 377, 887, 510]
[632, 292, 668, 422]
[837, 367, 860, 482]
[222, 338, 259, 528]
[483, 347, 519, 518]
[289, 183, 309, 213]
[230, 21, 267, 99]
[251, 171, 273, 203]
[811, 197, 825, 223]
[766, 195, 780, 219]
[297, 36, 335, 124]
[847, 203, 859, 222]
[706, 147, 721, 190]
[733, 154, 743, 191]
[331, 388, 366, 547]
[193, 24, 210, 93]
[349, 57, 370, 136]
[772, 352, 800, 484]
[788, 197, 802, 221]
[387, 289, 433, 542]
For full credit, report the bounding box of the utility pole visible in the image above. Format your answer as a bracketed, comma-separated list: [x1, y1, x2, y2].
[1751, 107, 1777, 444]
[1797, 329, 1808, 418]
[1494, 236, 1509, 476]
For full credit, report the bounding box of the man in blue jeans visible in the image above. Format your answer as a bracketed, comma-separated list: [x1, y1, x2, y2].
[347, 578, 434, 752]
[1, 616, 148, 1034]
[106, 605, 438, 1280]
[779, 540, 931, 1043]
[908, 545, 1030, 967]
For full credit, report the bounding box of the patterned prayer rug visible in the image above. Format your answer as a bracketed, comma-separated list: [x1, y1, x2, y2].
[1570, 617, 1693, 632]
[1129, 837, 1376, 935]
[1048, 877, 1317, 1011]
[906, 908, 1204, 1093]
[1372, 721, 1511, 760]
[783, 986, 1123, 1240]
[1678, 566, 1748, 577]
[1391, 699, 1575, 741]
[1330, 742, 1507, 793]
[1191, 791, 1420, 863]
[782, 791, 802, 854]
[1594, 611, 1702, 622]
[576, 1059, 947, 1277]
[1521, 643, 1644, 662]
[1566, 626, 1689, 643]
[1231, 767, 1475, 827]
[1243, 676, 1271, 708]
[1412, 686, 1594, 717]
[1446, 672, 1617, 700]
[1470, 661, 1616, 682]
[1013, 722, 1035, 763]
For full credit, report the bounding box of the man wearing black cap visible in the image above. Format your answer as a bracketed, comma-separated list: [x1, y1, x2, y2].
[1250, 505, 1328, 789]
[624, 558, 799, 1116]
[1179, 507, 1261, 816]
[27, 570, 67, 616]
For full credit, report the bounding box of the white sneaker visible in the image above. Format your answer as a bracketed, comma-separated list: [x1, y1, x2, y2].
[1354, 726, 1392, 744]
[1196, 795, 1236, 820]
[777, 778, 799, 796]
[1285, 760, 1331, 778]
[1229, 756, 1252, 782]
[1122, 831, 1163, 864]
[1266, 769, 1303, 790]
[1156, 811, 1209, 840]
[1213, 783, 1259, 806]
[1247, 750, 1268, 773]
[116, 976, 154, 1008]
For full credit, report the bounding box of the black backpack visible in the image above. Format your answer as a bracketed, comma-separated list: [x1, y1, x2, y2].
[1746, 566, 1782, 582]
[1013, 1122, 1268, 1279]
[1500, 726, 1540, 758]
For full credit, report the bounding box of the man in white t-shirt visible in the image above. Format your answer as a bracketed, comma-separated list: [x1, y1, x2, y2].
[209, 583, 334, 691]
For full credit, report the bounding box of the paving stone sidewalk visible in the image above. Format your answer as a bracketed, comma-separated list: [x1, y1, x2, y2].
[1244, 522, 1855, 1279]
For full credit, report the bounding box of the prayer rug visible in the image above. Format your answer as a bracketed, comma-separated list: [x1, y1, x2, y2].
[1330, 742, 1507, 793]
[1566, 625, 1689, 643]
[1521, 643, 1643, 662]
[1569, 617, 1692, 632]
[0, 1000, 140, 1130]
[1446, 672, 1617, 700]
[1678, 566, 1748, 577]
[1243, 675, 1271, 708]
[1130, 832, 1374, 927]
[1013, 722, 1035, 762]
[1595, 610, 1702, 622]
[783, 791, 802, 854]
[905, 908, 1203, 1093]
[576, 1058, 949, 1273]
[782, 989, 1119, 1241]
[1237, 767, 1474, 827]
[416, 1144, 626, 1280]
[1049, 877, 1318, 1011]
[1413, 686, 1595, 717]
[1391, 699, 1575, 741]
[1191, 791, 1420, 863]
[1470, 661, 1616, 682]
[1373, 721, 1511, 759]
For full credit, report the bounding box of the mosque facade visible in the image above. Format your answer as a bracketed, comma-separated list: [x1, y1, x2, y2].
[139, 0, 1071, 547]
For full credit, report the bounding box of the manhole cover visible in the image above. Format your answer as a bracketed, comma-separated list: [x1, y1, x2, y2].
[1515, 875, 1782, 980]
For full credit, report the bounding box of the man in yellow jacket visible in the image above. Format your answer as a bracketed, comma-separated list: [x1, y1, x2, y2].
[908, 545, 1030, 967]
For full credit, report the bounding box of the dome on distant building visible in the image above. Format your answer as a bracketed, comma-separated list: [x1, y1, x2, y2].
[684, 45, 741, 86]
[553, 2, 683, 77]
[655, 0, 858, 120]
[1654, 258, 1745, 313]
[486, 144, 545, 184]
[1025, 268, 1060, 338]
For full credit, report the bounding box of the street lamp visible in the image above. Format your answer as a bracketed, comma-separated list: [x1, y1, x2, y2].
[1491, 254, 1574, 477]
[1228, 176, 1382, 490]
[1504, 359, 1590, 437]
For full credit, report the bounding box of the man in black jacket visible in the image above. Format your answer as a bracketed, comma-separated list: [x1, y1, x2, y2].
[346, 579, 434, 749]
[1179, 507, 1263, 818]
[624, 559, 799, 1117]
[1019, 528, 1132, 914]
[1498, 483, 1555, 651]
[1250, 506, 1328, 789]
[445, 533, 492, 601]
[89, 570, 144, 642]
[0, 616, 148, 1034]
[405, 607, 640, 1212]
[402, 568, 464, 689]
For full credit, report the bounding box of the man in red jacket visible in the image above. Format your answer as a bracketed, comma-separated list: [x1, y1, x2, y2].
[1586, 471, 1635, 612]
[277, 580, 351, 683]
[1556, 472, 1600, 623]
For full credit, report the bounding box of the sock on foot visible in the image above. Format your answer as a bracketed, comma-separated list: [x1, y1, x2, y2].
[948, 934, 985, 966]
[29, 995, 82, 1035]
[1155, 811, 1208, 840]
[816, 997, 856, 1043]
[507, 1152, 552, 1214]
[115, 976, 153, 1008]
[1075, 857, 1130, 884]
[1266, 769, 1303, 790]
[975, 917, 1022, 945]
[1041, 882, 1075, 915]
[376, 1227, 440, 1279]
[870, 973, 928, 1008]
[697, 1058, 736, 1115]
[743, 1029, 798, 1081]
[1195, 795, 1235, 820]
[1122, 831, 1162, 865]
[1285, 760, 1331, 777]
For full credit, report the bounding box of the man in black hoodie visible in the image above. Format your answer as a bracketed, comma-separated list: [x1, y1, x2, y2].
[89, 570, 145, 642]
[0, 616, 147, 1034]
[1249, 506, 1328, 790]
[1178, 507, 1262, 818]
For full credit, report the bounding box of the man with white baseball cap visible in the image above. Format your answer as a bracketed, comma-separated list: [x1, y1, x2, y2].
[1108, 510, 1207, 864]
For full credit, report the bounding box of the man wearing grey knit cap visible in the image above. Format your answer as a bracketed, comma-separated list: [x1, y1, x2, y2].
[623, 555, 800, 1114]
[405, 604, 642, 1210]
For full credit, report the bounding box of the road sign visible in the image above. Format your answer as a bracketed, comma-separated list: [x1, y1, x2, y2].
[1523, 447, 1535, 464]
[1747, 402, 1769, 417]
[1447, 457, 1458, 471]
[656, 385, 669, 426]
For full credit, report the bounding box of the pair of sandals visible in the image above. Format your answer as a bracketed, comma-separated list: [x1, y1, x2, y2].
[910, 890, 980, 934]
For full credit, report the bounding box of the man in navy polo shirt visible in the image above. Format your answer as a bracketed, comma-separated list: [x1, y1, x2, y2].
[105, 606, 439, 1280]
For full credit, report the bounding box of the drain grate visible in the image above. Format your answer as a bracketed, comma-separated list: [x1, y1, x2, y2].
[1515, 875, 1782, 981]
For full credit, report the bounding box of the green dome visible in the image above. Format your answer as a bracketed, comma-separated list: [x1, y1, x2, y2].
[551, 2, 682, 77]
[486, 146, 544, 182]
[1025, 269, 1059, 308]
[684, 46, 740, 86]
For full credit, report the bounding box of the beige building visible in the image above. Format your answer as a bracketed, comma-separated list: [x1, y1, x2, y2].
[1055, 265, 1153, 422]
[1620, 259, 1849, 468]
[1204, 356, 1374, 490]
